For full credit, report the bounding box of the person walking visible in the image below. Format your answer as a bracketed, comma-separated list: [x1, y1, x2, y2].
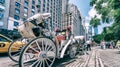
[116, 40, 120, 49]
[112, 41, 115, 49]
[100, 40, 106, 49]
[86, 40, 91, 51]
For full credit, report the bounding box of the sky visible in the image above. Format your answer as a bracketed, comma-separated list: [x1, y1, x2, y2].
[69, 0, 91, 16]
[69, 0, 109, 34]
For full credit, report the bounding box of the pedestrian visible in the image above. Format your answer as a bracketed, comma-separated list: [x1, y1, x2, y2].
[116, 40, 120, 50]
[100, 40, 106, 49]
[106, 42, 109, 49]
[112, 41, 116, 49]
[86, 40, 91, 51]
[83, 43, 89, 55]
[110, 42, 113, 49]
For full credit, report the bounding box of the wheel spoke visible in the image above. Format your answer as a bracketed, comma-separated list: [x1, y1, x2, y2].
[39, 60, 42, 67]
[46, 43, 52, 51]
[42, 39, 44, 50]
[30, 59, 39, 67]
[45, 41, 48, 51]
[29, 46, 39, 53]
[35, 41, 42, 51]
[24, 53, 37, 61]
[44, 59, 49, 67]
[43, 60, 45, 67]
[13, 52, 20, 56]
[47, 52, 55, 58]
[48, 47, 54, 51]
[35, 61, 41, 67]
[24, 57, 38, 63]
[46, 58, 53, 62]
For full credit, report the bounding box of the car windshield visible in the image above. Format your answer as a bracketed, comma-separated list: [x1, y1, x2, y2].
[0, 36, 10, 42]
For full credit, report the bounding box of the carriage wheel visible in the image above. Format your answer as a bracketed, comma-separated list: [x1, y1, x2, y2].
[69, 45, 77, 58]
[19, 37, 56, 67]
[8, 37, 29, 63]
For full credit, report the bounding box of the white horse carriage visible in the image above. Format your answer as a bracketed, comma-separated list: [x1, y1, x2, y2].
[8, 13, 79, 67]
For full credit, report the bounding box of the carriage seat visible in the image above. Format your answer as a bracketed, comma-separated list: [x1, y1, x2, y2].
[56, 35, 66, 43]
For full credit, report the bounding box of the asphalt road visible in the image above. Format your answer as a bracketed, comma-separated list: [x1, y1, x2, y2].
[99, 49, 120, 67]
[0, 47, 99, 67]
[0, 53, 87, 67]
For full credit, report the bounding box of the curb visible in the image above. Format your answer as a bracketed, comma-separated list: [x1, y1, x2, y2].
[98, 58, 104, 67]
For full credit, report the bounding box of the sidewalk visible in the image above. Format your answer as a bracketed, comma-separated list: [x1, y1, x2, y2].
[0, 57, 17, 67]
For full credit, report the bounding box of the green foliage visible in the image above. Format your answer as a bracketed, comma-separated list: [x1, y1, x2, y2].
[104, 33, 114, 41]
[90, 16, 100, 27]
[110, 0, 120, 10]
[90, 0, 97, 6]
[93, 34, 104, 43]
[90, 0, 120, 41]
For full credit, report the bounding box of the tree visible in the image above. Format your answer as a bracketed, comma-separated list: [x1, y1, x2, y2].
[90, 0, 120, 41]
[93, 34, 104, 43]
[90, 16, 100, 27]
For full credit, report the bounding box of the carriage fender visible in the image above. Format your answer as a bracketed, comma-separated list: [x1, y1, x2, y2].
[60, 39, 71, 58]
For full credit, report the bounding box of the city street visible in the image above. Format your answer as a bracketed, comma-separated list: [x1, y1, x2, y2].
[0, 0, 120, 67]
[1, 47, 120, 67]
[99, 49, 120, 67]
[0, 47, 115, 67]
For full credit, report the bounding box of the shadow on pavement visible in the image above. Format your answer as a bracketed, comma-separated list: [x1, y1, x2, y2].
[53, 55, 77, 67]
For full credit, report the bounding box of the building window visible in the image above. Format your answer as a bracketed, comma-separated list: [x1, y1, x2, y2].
[32, 0, 35, 5]
[0, 13, 3, 19]
[38, 9, 40, 13]
[0, 0, 5, 4]
[0, 6, 5, 11]
[31, 11, 35, 16]
[24, 1, 28, 6]
[24, 7, 28, 13]
[43, 4, 45, 8]
[32, 6, 35, 11]
[38, 0, 41, 4]
[15, 2, 20, 8]
[15, 8, 20, 14]
[43, 8, 45, 12]
[24, 13, 27, 17]
[43, 0, 45, 3]
[14, 15, 19, 20]
[47, 0, 49, 2]
[14, 21, 19, 26]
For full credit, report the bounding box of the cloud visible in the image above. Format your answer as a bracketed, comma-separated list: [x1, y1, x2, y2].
[88, 5, 101, 19]
[85, 16, 91, 21]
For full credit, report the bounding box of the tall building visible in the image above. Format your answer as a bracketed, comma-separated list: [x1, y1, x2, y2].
[67, 4, 83, 36]
[94, 27, 98, 35]
[8, 0, 62, 31]
[62, 0, 69, 30]
[0, 0, 10, 29]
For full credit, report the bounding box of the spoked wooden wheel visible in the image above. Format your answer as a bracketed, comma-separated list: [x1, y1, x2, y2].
[69, 45, 77, 58]
[8, 37, 29, 62]
[19, 37, 56, 67]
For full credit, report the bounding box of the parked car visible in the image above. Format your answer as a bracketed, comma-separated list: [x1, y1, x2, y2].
[0, 34, 24, 53]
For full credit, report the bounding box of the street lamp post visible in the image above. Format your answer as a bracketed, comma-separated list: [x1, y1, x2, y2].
[69, 13, 72, 25]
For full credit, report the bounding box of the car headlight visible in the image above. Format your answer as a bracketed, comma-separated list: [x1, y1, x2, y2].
[0, 43, 5, 48]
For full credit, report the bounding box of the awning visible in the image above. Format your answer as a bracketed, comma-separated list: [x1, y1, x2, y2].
[74, 36, 84, 40]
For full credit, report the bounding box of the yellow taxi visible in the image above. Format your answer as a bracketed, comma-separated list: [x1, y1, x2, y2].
[0, 34, 25, 53]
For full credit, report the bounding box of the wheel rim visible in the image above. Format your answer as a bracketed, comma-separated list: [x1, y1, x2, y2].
[8, 37, 29, 62]
[20, 37, 56, 67]
[69, 46, 77, 58]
